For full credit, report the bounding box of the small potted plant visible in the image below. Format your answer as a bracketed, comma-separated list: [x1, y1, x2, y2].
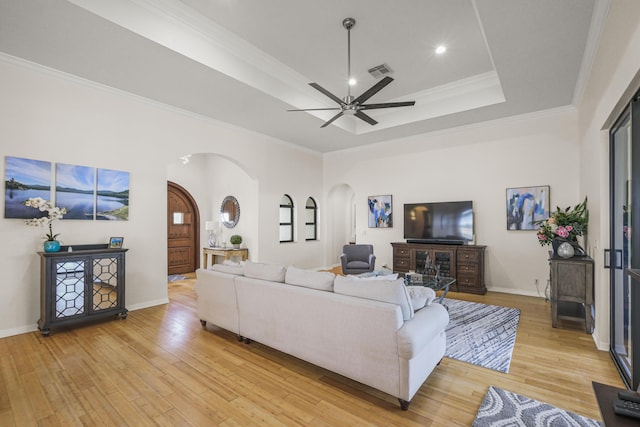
[230, 234, 242, 249]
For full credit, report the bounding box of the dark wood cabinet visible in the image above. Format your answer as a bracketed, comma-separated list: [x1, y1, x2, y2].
[456, 247, 485, 294]
[549, 254, 594, 333]
[391, 242, 486, 294]
[38, 244, 128, 336]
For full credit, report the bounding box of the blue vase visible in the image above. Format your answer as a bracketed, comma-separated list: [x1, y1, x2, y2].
[43, 240, 61, 253]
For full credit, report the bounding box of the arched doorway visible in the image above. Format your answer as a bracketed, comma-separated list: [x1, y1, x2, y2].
[327, 183, 356, 265]
[167, 181, 200, 275]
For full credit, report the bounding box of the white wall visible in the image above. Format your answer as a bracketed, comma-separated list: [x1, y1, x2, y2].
[324, 109, 581, 297]
[0, 56, 324, 337]
[577, 0, 640, 350]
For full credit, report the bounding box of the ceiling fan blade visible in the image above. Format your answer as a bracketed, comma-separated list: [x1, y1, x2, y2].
[353, 76, 394, 105]
[321, 112, 344, 128]
[354, 111, 378, 126]
[360, 101, 416, 110]
[309, 83, 344, 105]
[287, 107, 342, 112]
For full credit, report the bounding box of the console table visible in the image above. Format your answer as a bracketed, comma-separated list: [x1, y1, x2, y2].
[391, 242, 486, 294]
[203, 247, 248, 268]
[38, 244, 128, 336]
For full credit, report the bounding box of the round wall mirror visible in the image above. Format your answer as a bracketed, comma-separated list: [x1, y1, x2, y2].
[220, 195, 240, 228]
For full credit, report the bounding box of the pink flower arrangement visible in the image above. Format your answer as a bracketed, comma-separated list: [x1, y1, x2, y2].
[536, 198, 588, 246]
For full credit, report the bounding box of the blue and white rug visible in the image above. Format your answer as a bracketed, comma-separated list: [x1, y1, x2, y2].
[473, 386, 601, 426]
[443, 298, 520, 373]
[168, 275, 187, 282]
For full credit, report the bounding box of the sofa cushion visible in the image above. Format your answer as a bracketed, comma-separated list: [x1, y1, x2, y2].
[243, 260, 286, 282]
[334, 275, 414, 320]
[285, 266, 335, 291]
[209, 264, 244, 275]
[406, 286, 436, 311]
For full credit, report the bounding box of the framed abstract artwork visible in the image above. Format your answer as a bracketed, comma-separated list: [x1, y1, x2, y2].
[506, 185, 550, 230]
[368, 195, 392, 228]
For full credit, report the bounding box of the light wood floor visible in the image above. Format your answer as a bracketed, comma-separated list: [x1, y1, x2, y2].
[0, 273, 623, 426]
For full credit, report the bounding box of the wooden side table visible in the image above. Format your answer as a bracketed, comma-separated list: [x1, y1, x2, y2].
[203, 247, 248, 268]
[549, 254, 594, 333]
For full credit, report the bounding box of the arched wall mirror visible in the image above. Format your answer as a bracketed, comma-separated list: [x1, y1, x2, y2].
[220, 195, 240, 228]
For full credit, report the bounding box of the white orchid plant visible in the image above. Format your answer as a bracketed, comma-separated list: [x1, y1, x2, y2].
[24, 197, 67, 241]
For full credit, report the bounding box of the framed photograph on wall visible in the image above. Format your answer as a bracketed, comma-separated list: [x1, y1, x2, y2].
[368, 195, 392, 228]
[109, 237, 124, 248]
[506, 185, 550, 230]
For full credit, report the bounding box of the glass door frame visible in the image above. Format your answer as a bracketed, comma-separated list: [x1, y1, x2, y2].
[609, 91, 640, 390]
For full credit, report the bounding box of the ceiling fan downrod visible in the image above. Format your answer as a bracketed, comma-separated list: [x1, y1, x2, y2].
[343, 17, 355, 100]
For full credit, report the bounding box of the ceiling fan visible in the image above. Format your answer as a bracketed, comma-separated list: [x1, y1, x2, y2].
[288, 17, 415, 128]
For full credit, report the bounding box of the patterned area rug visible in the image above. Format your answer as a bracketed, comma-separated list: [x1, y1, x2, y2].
[443, 298, 520, 373]
[168, 275, 187, 282]
[473, 386, 602, 426]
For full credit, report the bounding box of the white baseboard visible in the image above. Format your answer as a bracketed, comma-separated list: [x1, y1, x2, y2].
[0, 324, 38, 339]
[0, 298, 170, 339]
[486, 286, 545, 299]
[127, 298, 170, 311]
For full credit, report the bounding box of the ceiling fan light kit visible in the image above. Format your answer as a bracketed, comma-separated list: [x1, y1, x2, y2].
[288, 17, 415, 128]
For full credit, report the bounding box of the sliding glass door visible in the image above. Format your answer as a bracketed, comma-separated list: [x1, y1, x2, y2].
[610, 91, 640, 390]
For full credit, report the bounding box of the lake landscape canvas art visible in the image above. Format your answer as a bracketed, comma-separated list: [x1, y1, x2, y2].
[4, 156, 52, 219]
[56, 163, 96, 220]
[97, 168, 129, 220]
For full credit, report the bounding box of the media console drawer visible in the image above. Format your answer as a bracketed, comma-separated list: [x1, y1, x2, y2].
[457, 263, 478, 275]
[394, 258, 411, 271]
[457, 249, 480, 263]
[393, 247, 411, 259]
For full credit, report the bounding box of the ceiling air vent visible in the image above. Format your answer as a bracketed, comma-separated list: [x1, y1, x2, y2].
[368, 63, 393, 79]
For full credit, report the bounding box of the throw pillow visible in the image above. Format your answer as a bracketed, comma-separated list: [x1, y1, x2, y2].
[334, 275, 414, 321]
[285, 266, 335, 291]
[222, 260, 245, 267]
[243, 260, 286, 282]
[406, 286, 436, 311]
[210, 264, 244, 275]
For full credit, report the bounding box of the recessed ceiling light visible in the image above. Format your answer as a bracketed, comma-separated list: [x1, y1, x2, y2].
[435, 45, 447, 55]
[348, 77, 357, 86]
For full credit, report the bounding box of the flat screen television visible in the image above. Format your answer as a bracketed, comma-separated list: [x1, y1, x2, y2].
[403, 201, 473, 244]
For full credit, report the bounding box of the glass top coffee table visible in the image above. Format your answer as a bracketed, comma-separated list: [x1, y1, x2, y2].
[405, 273, 456, 303]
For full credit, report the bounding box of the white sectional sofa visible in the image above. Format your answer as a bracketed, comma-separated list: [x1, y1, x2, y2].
[195, 261, 449, 410]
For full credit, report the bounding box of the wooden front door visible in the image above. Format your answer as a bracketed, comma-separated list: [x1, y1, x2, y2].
[167, 182, 199, 275]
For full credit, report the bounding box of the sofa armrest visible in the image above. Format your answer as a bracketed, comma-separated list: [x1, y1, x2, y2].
[340, 253, 348, 269]
[397, 302, 449, 359]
